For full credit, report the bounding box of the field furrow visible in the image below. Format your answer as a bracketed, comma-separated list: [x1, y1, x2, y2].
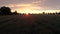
[0, 15, 60, 34]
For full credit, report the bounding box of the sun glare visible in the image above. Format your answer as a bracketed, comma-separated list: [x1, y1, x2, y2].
[11, 5, 60, 14]
[26, 13, 29, 15]
[11, 4, 60, 14]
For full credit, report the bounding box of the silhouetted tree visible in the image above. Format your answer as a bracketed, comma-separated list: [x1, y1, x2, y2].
[58, 12, 60, 14]
[43, 12, 45, 14]
[55, 12, 57, 14]
[12, 10, 18, 15]
[0, 6, 11, 15]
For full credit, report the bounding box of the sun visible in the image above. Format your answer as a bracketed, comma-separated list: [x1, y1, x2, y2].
[11, 4, 43, 14]
[20, 8, 31, 13]
[13, 7, 43, 14]
[25, 13, 29, 15]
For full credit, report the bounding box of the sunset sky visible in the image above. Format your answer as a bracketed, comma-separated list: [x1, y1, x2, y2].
[0, 0, 60, 13]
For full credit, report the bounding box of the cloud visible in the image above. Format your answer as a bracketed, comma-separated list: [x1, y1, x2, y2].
[41, 0, 60, 10]
[0, 0, 60, 10]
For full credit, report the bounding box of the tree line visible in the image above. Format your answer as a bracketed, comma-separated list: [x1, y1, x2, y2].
[0, 6, 60, 15]
[0, 6, 19, 15]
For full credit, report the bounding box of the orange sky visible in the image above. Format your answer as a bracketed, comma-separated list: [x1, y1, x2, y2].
[0, 0, 60, 14]
[6, 4, 60, 14]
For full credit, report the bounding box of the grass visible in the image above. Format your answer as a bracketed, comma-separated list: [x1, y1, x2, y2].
[0, 14, 60, 34]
